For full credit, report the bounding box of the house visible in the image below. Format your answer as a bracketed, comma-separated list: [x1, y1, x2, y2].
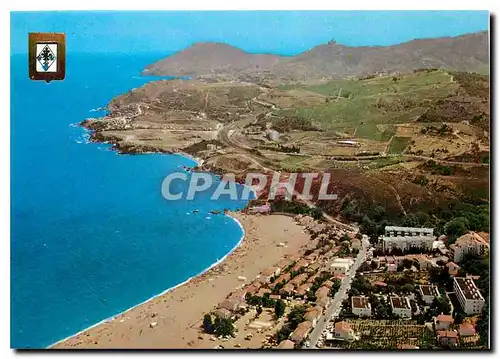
[279, 283, 295, 297]
[304, 307, 322, 328]
[219, 297, 245, 312]
[374, 281, 387, 288]
[276, 339, 295, 349]
[446, 261, 460, 276]
[290, 273, 309, 287]
[315, 286, 330, 301]
[418, 285, 440, 304]
[229, 289, 248, 302]
[331, 262, 350, 275]
[257, 288, 272, 297]
[332, 321, 357, 341]
[387, 263, 397, 272]
[305, 252, 319, 262]
[416, 255, 433, 270]
[330, 258, 353, 275]
[351, 296, 372, 317]
[450, 232, 489, 263]
[433, 256, 450, 266]
[290, 321, 312, 344]
[459, 323, 476, 337]
[453, 277, 485, 315]
[307, 262, 321, 273]
[248, 203, 271, 214]
[306, 273, 321, 284]
[295, 283, 311, 298]
[244, 283, 260, 296]
[437, 330, 459, 347]
[277, 258, 292, 272]
[215, 308, 232, 319]
[260, 267, 279, 282]
[434, 314, 454, 330]
[296, 258, 310, 269]
[270, 294, 281, 301]
[390, 296, 412, 319]
[323, 280, 335, 289]
[316, 295, 330, 309]
[273, 272, 291, 286]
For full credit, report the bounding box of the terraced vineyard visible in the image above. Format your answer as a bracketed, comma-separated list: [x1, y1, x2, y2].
[333, 319, 437, 349]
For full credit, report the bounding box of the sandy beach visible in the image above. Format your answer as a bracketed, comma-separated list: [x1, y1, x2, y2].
[52, 213, 310, 349]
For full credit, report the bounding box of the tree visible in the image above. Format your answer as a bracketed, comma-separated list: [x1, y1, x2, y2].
[453, 311, 464, 324]
[401, 283, 415, 294]
[274, 299, 286, 318]
[430, 296, 451, 316]
[359, 262, 371, 272]
[287, 305, 306, 329]
[444, 217, 469, 239]
[203, 313, 213, 334]
[276, 324, 293, 344]
[477, 301, 489, 347]
[256, 306, 263, 317]
[457, 268, 467, 277]
[213, 316, 235, 337]
[401, 259, 413, 269]
[329, 279, 342, 297]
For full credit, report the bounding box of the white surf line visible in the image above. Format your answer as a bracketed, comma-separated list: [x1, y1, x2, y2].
[47, 213, 246, 349]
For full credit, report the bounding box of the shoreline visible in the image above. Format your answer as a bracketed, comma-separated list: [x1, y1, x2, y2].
[50, 122, 248, 349]
[48, 212, 245, 349]
[52, 213, 309, 349]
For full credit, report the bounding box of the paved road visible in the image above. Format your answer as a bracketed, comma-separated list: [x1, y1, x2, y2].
[306, 236, 370, 349]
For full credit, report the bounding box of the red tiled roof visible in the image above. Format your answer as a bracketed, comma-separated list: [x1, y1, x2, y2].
[459, 323, 476, 336]
[276, 339, 295, 349]
[436, 314, 454, 323]
[437, 330, 458, 338]
[290, 321, 312, 343]
[335, 321, 351, 332]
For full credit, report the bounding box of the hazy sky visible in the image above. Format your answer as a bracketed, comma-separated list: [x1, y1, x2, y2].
[11, 11, 489, 55]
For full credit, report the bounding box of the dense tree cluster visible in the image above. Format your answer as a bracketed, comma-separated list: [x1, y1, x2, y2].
[271, 200, 323, 220]
[276, 305, 307, 344]
[340, 196, 489, 245]
[202, 313, 235, 337]
[274, 299, 286, 318]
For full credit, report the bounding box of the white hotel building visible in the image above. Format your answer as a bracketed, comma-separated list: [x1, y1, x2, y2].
[351, 296, 372, 317]
[381, 226, 435, 253]
[450, 232, 489, 263]
[453, 277, 485, 315]
[389, 296, 412, 319]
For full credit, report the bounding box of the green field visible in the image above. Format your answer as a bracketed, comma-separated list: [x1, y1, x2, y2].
[355, 123, 396, 142]
[387, 136, 412, 154]
[273, 70, 457, 131]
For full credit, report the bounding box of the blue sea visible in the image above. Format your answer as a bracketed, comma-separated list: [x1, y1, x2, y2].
[10, 53, 250, 348]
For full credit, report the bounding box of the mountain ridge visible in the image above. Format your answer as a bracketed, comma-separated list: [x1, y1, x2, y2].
[143, 31, 488, 82]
